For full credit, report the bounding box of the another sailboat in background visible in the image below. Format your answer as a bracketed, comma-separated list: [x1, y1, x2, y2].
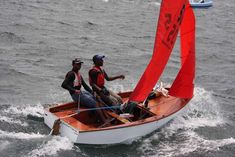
[190, 0, 213, 8]
[44, 0, 196, 145]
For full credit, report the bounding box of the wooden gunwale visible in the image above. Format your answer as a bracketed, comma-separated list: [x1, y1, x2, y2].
[46, 91, 190, 133]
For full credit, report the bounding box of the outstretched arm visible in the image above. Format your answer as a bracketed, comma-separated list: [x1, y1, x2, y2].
[104, 70, 125, 81]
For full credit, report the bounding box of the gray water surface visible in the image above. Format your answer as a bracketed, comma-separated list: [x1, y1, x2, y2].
[0, 0, 235, 157]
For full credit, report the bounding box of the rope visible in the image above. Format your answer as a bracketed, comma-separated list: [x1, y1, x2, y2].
[77, 105, 121, 113]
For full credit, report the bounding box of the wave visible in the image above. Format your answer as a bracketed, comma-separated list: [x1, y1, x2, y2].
[139, 131, 235, 157]
[171, 87, 225, 130]
[137, 87, 230, 156]
[28, 136, 74, 157]
[0, 32, 25, 44]
[0, 116, 28, 126]
[0, 66, 30, 78]
[0, 131, 74, 156]
[3, 103, 44, 118]
[0, 130, 45, 140]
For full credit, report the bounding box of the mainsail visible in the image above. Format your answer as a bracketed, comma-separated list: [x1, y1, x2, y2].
[169, 0, 195, 98]
[129, 0, 195, 102]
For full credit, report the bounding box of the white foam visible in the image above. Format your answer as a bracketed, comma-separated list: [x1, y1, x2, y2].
[150, 87, 224, 137]
[0, 130, 45, 140]
[140, 131, 235, 157]
[0, 116, 28, 126]
[187, 87, 224, 126]
[3, 103, 44, 117]
[0, 141, 10, 151]
[138, 87, 230, 157]
[163, 87, 224, 133]
[102, 0, 109, 2]
[28, 136, 74, 157]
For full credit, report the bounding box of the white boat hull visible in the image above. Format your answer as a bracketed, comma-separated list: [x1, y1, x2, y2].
[44, 104, 186, 144]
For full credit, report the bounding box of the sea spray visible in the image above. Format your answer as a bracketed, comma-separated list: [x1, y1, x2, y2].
[28, 136, 74, 157]
[140, 131, 235, 157]
[3, 103, 44, 118]
[138, 87, 230, 157]
[0, 130, 45, 140]
[0, 116, 28, 126]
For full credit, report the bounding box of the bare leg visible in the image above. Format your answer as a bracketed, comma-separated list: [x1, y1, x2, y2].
[108, 89, 123, 104]
[99, 92, 116, 106]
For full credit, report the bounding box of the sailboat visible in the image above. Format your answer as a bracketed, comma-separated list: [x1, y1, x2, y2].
[190, 0, 213, 8]
[44, 0, 196, 145]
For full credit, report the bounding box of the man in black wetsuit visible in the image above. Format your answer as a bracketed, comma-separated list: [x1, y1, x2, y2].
[61, 58, 108, 122]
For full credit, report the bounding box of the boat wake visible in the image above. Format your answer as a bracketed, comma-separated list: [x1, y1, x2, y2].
[27, 136, 74, 157]
[139, 131, 235, 157]
[171, 87, 225, 129]
[0, 130, 45, 140]
[3, 103, 44, 118]
[138, 87, 235, 156]
[0, 99, 73, 157]
[0, 116, 28, 126]
[0, 103, 44, 129]
[0, 129, 74, 157]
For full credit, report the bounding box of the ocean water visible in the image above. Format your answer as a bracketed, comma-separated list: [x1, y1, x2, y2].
[0, 0, 235, 157]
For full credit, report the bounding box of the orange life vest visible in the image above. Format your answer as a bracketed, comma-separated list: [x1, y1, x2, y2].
[89, 66, 105, 88]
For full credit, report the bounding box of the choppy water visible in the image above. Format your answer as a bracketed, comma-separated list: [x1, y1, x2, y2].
[0, 0, 234, 157]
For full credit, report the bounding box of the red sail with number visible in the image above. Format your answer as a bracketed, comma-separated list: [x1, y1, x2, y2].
[129, 0, 195, 102]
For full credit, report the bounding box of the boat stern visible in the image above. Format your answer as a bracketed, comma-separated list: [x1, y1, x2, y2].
[59, 121, 80, 143]
[44, 108, 58, 129]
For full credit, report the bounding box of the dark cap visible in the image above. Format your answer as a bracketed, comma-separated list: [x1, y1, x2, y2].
[92, 54, 105, 62]
[72, 58, 83, 65]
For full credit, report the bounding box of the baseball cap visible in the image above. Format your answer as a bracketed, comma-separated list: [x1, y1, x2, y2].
[92, 54, 105, 62]
[72, 58, 83, 65]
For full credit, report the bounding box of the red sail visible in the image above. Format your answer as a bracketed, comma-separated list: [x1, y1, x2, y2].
[129, 0, 195, 102]
[169, 1, 195, 98]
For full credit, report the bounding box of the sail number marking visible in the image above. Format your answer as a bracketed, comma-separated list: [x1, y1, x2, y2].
[162, 4, 186, 49]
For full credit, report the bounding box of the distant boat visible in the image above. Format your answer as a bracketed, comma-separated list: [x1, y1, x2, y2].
[44, 0, 196, 145]
[190, 0, 213, 8]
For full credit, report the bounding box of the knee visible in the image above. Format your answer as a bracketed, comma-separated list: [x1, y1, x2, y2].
[88, 98, 97, 107]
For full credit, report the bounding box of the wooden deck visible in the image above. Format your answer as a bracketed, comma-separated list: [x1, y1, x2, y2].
[48, 92, 189, 132]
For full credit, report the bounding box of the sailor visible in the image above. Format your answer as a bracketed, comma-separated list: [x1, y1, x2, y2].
[61, 58, 108, 122]
[89, 55, 125, 106]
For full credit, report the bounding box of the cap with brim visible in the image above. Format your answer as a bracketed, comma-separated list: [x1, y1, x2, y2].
[73, 58, 83, 64]
[93, 55, 105, 62]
